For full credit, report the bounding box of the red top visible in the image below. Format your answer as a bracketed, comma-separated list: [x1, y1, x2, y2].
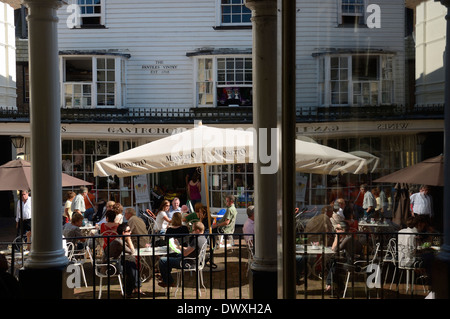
[101, 223, 118, 250]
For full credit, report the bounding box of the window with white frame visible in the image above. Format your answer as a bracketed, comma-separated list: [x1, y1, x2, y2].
[338, 0, 366, 26]
[219, 0, 251, 26]
[318, 54, 394, 106]
[76, 0, 104, 27]
[196, 56, 253, 107]
[62, 56, 124, 108]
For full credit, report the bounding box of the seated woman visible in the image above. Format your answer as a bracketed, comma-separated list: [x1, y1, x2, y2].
[166, 212, 190, 249]
[100, 210, 119, 250]
[325, 221, 363, 293]
[183, 202, 208, 230]
[103, 223, 143, 297]
[343, 206, 359, 233]
[155, 200, 171, 234]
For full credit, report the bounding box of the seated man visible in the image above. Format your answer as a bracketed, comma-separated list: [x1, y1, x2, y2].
[168, 197, 181, 219]
[211, 195, 237, 248]
[62, 211, 86, 249]
[124, 207, 149, 249]
[212, 195, 237, 234]
[304, 205, 334, 246]
[157, 221, 207, 288]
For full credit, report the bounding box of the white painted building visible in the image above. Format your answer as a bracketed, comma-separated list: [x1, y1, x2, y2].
[0, 1, 16, 109]
[0, 0, 444, 223]
[411, 0, 446, 105]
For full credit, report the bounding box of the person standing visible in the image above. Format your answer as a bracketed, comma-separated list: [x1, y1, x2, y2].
[351, 186, 364, 220]
[16, 189, 32, 236]
[63, 191, 76, 224]
[187, 171, 201, 207]
[410, 184, 433, 224]
[242, 205, 255, 243]
[361, 184, 376, 220]
[71, 187, 86, 216]
[83, 187, 96, 221]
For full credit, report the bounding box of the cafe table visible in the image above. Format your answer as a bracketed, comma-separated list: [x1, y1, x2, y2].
[358, 221, 391, 231]
[80, 225, 97, 236]
[296, 244, 334, 279]
[358, 221, 391, 248]
[0, 249, 29, 276]
[133, 246, 170, 257]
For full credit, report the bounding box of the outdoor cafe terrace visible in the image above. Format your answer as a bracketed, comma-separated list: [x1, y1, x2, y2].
[0, 227, 442, 300]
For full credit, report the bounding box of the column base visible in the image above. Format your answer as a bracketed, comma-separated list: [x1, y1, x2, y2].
[19, 266, 74, 299]
[249, 267, 277, 299]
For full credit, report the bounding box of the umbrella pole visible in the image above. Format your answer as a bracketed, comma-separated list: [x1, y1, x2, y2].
[19, 190, 24, 249]
[202, 163, 212, 234]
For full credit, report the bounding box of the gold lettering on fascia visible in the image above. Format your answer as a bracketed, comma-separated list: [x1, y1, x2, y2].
[142, 60, 178, 74]
[296, 125, 340, 133]
[61, 126, 173, 135]
[376, 123, 409, 130]
[107, 127, 173, 135]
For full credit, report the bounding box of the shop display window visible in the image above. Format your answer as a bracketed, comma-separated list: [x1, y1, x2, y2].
[209, 163, 254, 209]
[61, 139, 136, 206]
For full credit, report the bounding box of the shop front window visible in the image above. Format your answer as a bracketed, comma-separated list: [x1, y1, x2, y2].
[61, 139, 136, 206]
[209, 163, 254, 209]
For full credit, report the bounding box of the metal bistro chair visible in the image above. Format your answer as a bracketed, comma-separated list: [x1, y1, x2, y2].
[397, 243, 428, 294]
[66, 241, 88, 288]
[382, 237, 398, 289]
[140, 210, 157, 235]
[340, 242, 381, 299]
[86, 246, 124, 299]
[175, 241, 208, 298]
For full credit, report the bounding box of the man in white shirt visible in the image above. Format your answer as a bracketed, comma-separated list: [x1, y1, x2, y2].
[410, 185, 433, 219]
[242, 205, 255, 243]
[361, 184, 376, 220]
[16, 189, 32, 236]
[71, 187, 86, 215]
[168, 197, 181, 219]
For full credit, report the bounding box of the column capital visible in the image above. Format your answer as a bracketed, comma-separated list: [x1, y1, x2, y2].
[23, 0, 64, 9]
[245, 0, 278, 16]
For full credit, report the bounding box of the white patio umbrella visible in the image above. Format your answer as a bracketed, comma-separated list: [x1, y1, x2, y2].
[349, 150, 380, 173]
[95, 124, 255, 232]
[94, 124, 367, 231]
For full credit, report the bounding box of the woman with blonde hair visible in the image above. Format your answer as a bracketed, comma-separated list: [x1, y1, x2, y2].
[166, 212, 189, 247]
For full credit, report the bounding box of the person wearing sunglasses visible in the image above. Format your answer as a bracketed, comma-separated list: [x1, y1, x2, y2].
[104, 222, 144, 297]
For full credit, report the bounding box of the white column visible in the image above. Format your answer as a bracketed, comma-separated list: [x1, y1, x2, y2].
[245, 0, 279, 298]
[23, 0, 66, 269]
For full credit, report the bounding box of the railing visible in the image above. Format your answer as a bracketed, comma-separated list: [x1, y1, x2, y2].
[1, 231, 442, 299]
[0, 232, 253, 300]
[295, 231, 442, 299]
[0, 104, 444, 124]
